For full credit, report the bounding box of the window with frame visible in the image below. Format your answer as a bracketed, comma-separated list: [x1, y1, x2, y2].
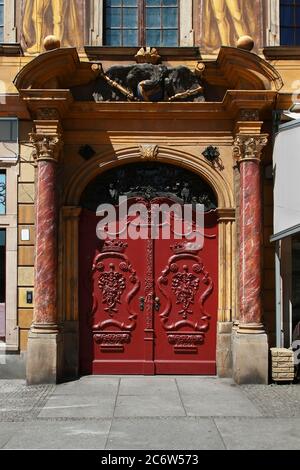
[104, 0, 179, 47]
[280, 0, 300, 45]
[0, 0, 4, 43]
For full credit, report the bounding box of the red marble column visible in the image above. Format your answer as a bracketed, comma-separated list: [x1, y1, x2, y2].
[234, 135, 268, 333]
[30, 132, 62, 330]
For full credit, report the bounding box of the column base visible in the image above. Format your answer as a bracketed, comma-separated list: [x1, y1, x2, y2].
[216, 321, 233, 378]
[26, 325, 63, 385]
[232, 330, 269, 384]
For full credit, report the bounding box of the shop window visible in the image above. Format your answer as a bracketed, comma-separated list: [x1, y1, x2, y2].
[280, 0, 300, 45]
[104, 0, 179, 47]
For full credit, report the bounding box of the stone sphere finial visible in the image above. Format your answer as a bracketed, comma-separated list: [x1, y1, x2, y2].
[43, 35, 61, 51]
[236, 35, 254, 52]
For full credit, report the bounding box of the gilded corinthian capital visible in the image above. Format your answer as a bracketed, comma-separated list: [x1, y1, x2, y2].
[233, 134, 268, 163]
[30, 133, 63, 163]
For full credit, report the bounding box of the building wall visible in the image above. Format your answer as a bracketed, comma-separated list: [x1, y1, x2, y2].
[17, 126, 35, 351]
[0, 0, 283, 54]
[0, 0, 297, 361]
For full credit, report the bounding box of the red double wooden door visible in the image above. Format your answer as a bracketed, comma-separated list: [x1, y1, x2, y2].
[79, 201, 218, 375]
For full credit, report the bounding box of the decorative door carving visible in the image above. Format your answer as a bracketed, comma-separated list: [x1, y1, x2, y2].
[154, 210, 217, 374]
[79, 163, 218, 375]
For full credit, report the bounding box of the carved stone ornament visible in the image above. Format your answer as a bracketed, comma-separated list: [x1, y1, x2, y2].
[202, 146, 220, 163]
[139, 144, 159, 161]
[134, 47, 161, 65]
[30, 133, 63, 163]
[239, 109, 260, 121]
[36, 108, 60, 120]
[233, 134, 268, 163]
[194, 62, 206, 77]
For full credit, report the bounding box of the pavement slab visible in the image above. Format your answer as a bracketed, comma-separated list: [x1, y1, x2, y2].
[0, 423, 24, 449]
[114, 393, 186, 417]
[38, 394, 117, 419]
[176, 377, 261, 417]
[2, 419, 112, 450]
[214, 417, 300, 450]
[106, 417, 225, 450]
[115, 377, 185, 417]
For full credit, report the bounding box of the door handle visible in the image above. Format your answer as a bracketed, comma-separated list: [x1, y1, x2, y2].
[154, 297, 160, 311]
[139, 297, 145, 312]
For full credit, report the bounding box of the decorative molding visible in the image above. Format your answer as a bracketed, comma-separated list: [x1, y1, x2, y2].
[101, 240, 128, 253]
[168, 333, 204, 352]
[92, 250, 140, 332]
[158, 254, 213, 337]
[171, 265, 200, 319]
[239, 109, 260, 122]
[97, 263, 126, 316]
[145, 238, 154, 330]
[30, 133, 63, 163]
[263, 47, 300, 60]
[84, 46, 201, 61]
[233, 134, 268, 163]
[59, 206, 82, 323]
[36, 108, 60, 120]
[135, 47, 161, 64]
[94, 332, 130, 352]
[139, 144, 159, 161]
[217, 208, 236, 221]
[0, 44, 23, 56]
[202, 146, 220, 162]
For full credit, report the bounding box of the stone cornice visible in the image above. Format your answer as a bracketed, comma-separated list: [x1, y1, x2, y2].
[20, 89, 73, 121]
[65, 90, 277, 122]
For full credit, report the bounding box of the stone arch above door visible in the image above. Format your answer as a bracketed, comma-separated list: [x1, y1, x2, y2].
[63, 146, 234, 210]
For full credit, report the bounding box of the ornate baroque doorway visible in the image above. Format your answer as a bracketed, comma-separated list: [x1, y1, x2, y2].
[79, 163, 218, 375]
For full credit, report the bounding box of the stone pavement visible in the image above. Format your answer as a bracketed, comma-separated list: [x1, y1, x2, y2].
[0, 376, 300, 450]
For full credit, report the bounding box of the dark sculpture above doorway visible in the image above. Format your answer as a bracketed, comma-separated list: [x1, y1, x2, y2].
[80, 162, 217, 211]
[71, 63, 205, 103]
